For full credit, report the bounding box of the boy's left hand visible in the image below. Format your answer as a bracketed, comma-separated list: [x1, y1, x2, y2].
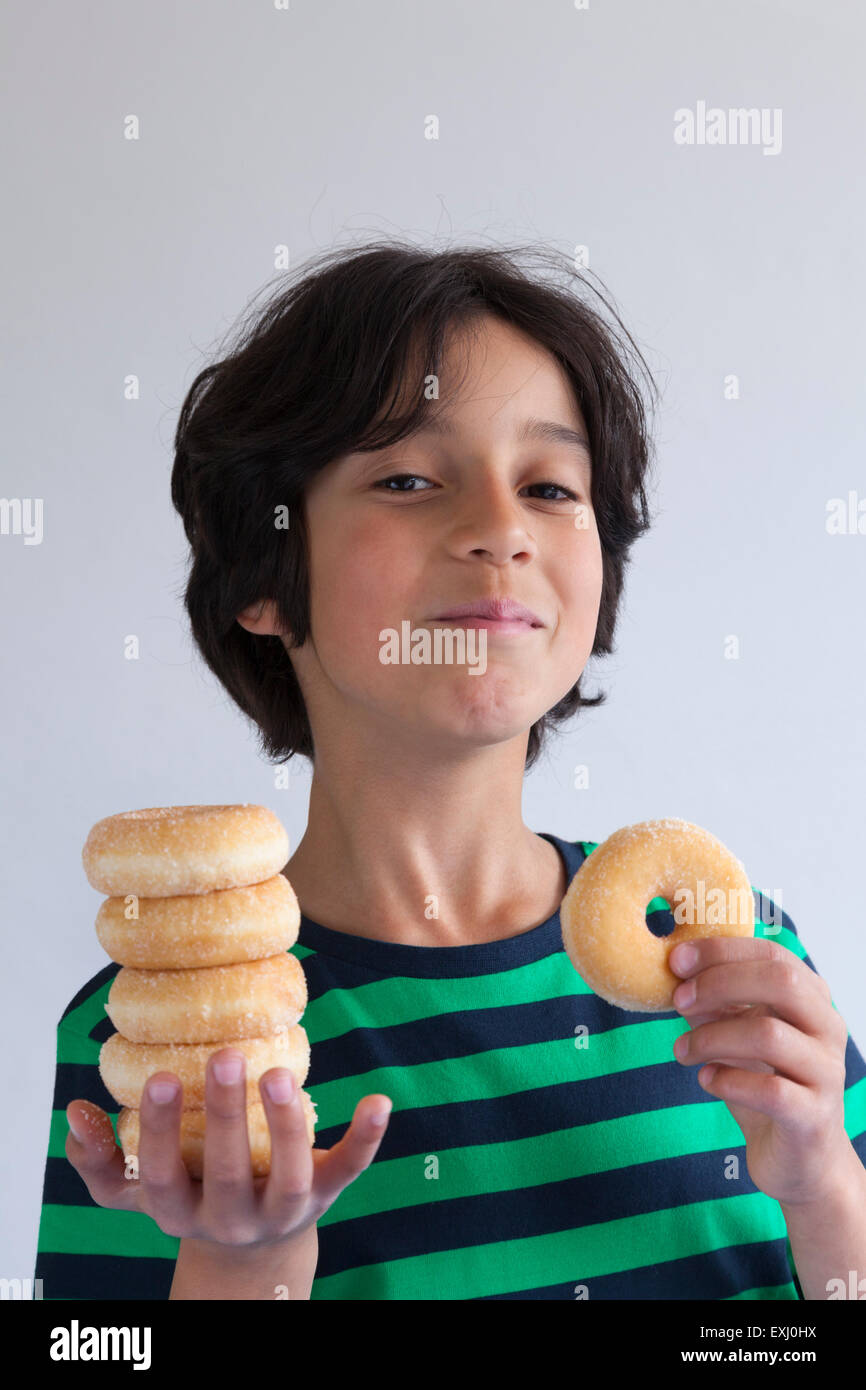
[669, 936, 852, 1206]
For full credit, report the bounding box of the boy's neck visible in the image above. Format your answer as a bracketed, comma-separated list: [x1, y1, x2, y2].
[283, 823, 567, 948]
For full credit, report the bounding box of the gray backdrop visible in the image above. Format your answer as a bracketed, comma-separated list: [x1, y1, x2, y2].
[3, 0, 864, 1282]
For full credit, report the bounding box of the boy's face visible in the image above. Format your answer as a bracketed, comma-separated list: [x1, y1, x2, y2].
[252, 313, 603, 761]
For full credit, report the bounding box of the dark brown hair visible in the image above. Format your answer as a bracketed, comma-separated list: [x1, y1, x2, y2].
[170, 239, 658, 770]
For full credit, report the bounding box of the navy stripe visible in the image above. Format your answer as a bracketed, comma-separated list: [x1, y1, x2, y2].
[34, 1251, 175, 1301]
[53, 1061, 121, 1112]
[39, 1156, 107, 1209]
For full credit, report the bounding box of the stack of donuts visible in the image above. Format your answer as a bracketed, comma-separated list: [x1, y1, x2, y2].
[81, 804, 316, 1178]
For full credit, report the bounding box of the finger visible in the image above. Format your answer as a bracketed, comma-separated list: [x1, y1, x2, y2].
[137, 1072, 196, 1235]
[675, 1015, 825, 1085]
[680, 1001, 757, 1030]
[698, 1064, 808, 1122]
[311, 1095, 392, 1211]
[259, 1068, 314, 1229]
[201, 1049, 256, 1231]
[673, 957, 830, 1037]
[65, 1101, 138, 1210]
[669, 936, 786, 978]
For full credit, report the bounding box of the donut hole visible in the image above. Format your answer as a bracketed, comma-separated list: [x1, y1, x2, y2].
[645, 894, 676, 938]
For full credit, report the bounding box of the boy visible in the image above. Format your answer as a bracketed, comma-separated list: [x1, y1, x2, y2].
[36, 242, 866, 1299]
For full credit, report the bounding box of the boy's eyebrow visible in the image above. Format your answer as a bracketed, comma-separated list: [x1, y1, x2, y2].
[415, 414, 591, 458]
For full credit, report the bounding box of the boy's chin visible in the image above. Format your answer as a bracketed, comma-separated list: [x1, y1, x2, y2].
[386, 703, 541, 751]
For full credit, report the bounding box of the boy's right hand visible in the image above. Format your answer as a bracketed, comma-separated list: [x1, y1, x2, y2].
[65, 1048, 392, 1247]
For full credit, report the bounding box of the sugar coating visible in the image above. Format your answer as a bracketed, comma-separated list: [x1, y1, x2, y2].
[81, 804, 290, 897]
[560, 818, 753, 1011]
[94, 873, 300, 967]
[117, 1090, 318, 1176]
[105, 953, 308, 1043]
[99, 1026, 311, 1108]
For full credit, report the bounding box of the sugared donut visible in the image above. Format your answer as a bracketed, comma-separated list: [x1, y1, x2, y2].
[94, 873, 300, 969]
[560, 818, 754, 1012]
[99, 1026, 310, 1109]
[82, 804, 289, 897]
[116, 1092, 318, 1179]
[105, 953, 307, 1043]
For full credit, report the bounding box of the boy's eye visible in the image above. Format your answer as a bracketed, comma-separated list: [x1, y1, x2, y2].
[373, 474, 581, 502]
[374, 473, 434, 492]
[528, 481, 581, 502]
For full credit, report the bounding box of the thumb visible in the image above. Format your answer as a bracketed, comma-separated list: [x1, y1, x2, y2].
[65, 1101, 140, 1211]
[66, 1101, 119, 1161]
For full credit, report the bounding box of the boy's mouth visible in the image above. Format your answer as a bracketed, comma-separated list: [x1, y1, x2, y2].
[431, 596, 545, 628]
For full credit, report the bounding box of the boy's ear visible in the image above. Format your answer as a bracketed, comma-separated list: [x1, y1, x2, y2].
[236, 599, 284, 635]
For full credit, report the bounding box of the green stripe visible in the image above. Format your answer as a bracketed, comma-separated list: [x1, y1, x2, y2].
[844, 1075, 866, 1134]
[57, 1027, 103, 1067]
[38, 1203, 179, 1259]
[311, 1190, 788, 1299]
[299, 952, 599, 1041]
[61, 981, 113, 1040]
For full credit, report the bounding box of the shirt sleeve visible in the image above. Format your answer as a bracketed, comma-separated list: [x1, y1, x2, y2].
[754, 888, 866, 1301]
[34, 975, 179, 1300]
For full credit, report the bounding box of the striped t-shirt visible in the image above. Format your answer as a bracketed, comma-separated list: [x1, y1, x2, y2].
[35, 831, 866, 1300]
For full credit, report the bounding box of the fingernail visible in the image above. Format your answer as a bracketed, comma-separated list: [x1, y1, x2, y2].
[264, 1072, 296, 1104]
[213, 1054, 244, 1085]
[67, 1113, 86, 1142]
[148, 1079, 179, 1104]
[671, 944, 698, 973]
[674, 979, 696, 1008]
[371, 1105, 392, 1126]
